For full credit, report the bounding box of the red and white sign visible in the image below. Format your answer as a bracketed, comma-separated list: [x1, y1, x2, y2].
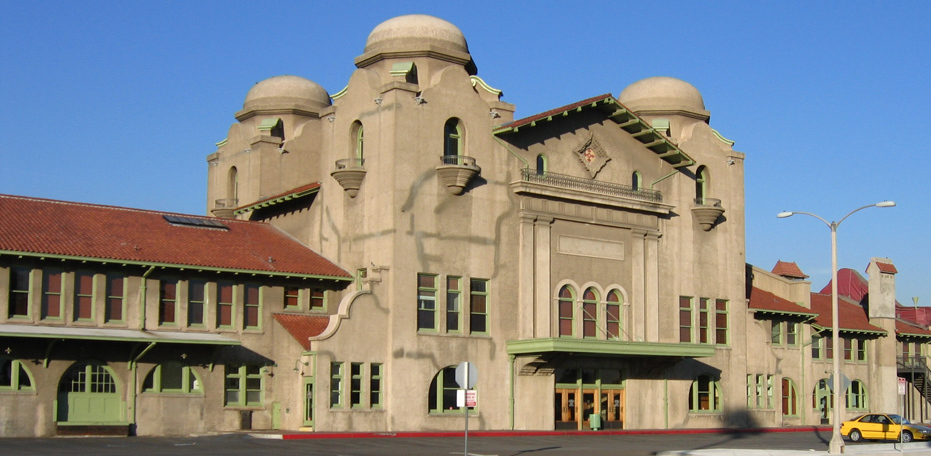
[898, 377, 907, 396]
[457, 389, 478, 407]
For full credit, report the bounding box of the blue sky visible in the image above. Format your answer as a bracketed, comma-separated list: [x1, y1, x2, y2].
[2, 1, 928, 305]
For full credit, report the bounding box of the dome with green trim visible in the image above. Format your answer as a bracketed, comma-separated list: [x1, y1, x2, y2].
[242, 75, 331, 113]
[364, 14, 469, 56]
[618, 76, 708, 118]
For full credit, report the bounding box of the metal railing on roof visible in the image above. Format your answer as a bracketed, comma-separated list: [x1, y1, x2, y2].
[519, 168, 662, 202]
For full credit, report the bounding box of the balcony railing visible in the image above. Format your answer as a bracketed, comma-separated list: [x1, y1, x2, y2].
[520, 168, 662, 203]
[440, 155, 478, 168]
[334, 158, 365, 170]
[694, 197, 722, 208]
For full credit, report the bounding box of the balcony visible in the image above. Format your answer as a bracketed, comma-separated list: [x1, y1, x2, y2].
[330, 158, 366, 198]
[436, 155, 480, 195]
[211, 198, 238, 219]
[520, 168, 662, 202]
[691, 197, 725, 231]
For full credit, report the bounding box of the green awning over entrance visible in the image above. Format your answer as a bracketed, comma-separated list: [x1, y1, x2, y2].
[507, 338, 715, 357]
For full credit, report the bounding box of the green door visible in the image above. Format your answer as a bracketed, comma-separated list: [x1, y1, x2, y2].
[58, 362, 123, 423]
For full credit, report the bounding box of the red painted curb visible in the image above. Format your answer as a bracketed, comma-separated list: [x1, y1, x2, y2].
[278, 426, 831, 440]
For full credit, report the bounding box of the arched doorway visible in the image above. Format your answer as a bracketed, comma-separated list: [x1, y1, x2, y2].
[57, 361, 124, 423]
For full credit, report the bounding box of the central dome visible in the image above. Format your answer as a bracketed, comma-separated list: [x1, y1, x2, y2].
[242, 75, 331, 113]
[364, 14, 469, 56]
[618, 76, 707, 118]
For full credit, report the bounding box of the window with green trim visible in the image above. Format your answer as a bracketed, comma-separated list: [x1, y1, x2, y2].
[771, 320, 782, 344]
[782, 377, 798, 417]
[811, 334, 823, 359]
[417, 274, 438, 332]
[846, 379, 867, 410]
[350, 362, 364, 408]
[715, 299, 729, 345]
[698, 298, 711, 344]
[0, 358, 34, 391]
[856, 339, 868, 362]
[225, 364, 262, 407]
[370, 363, 383, 408]
[41, 270, 63, 320]
[558, 285, 575, 337]
[143, 363, 202, 394]
[582, 288, 598, 338]
[284, 286, 300, 310]
[429, 366, 473, 414]
[606, 290, 622, 340]
[469, 278, 488, 334]
[330, 362, 344, 408]
[159, 278, 178, 325]
[309, 288, 326, 311]
[105, 274, 125, 324]
[679, 296, 694, 343]
[443, 118, 462, 161]
[217, 282, 235, 328]
[74, 272, 94, 322]
[446, 277, 461, 333]
[843, 337, 853, 361]
[689, 375, 721, 412]
[243, 284, 261, 330]
[812, 378, 833, 416]
[786, 321, 798, 346]
[188, 280, 205, 327]
[8, 267, 31, 318]
[536, 154, 547, 176]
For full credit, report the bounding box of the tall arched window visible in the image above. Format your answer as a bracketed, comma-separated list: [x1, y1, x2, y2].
[632, 171, 641, 191]
[428, 366, 473, 414]
[444, 118, 462, 163]
[582, 288, 599, 338]
[695, 166, 709, 204]
[689, 375, 721, 412]
[812, 378, 833, 419]
[227, 166, 239, 204]
[845, 380, 867, 410]
[557, 285, 575, 337]
[352, 121, 364, 163]
[781, 377, 798, 417]
[536, 154, 547, 176]
[605, 290, 622, 340]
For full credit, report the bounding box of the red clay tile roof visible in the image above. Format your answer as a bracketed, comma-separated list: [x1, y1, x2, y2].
[819, 268, 869, 302]
[273, 313, 330, 349]
[235, 182, 321, 214]
[495, 94, 614, 131]
[810, 293, 885, 334]
[876, 262, 898, 274]
[748, 287, 816, 317]
[771, 260, 808, 279]
[897, 319, 931, 339]
[0, 194, 351, 279]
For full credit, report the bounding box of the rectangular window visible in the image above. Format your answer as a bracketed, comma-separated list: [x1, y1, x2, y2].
[843, 338, 853, 361]
[74, 272, 94, 321]
[786, 322, 798, 346]
[746, 374, 754, 408]
[469, 278, 488, 334]
[825, 336, 834, 359]
[350, 362, 364, 408]
[857, 339, 867, 362]
[417, 274, 438, 332]
[41, 270, 63, 319]
[284, 286, 300, 310]
[217, 282, 234, 328]
[159, 279, 178, 325]
[756, 374, 765, 408]
[715, 299, 728, 345]
[766, 375, 774, 408]
[309, 288, 325, 311]
[811, 334, 823, 360]
[606, 300, 621, 340]
[225, 364, 263, 407]
[8, 267, 31, 318]
[770, 321, 782, 344]
[244, 284, 260, 329]
[330, 362, 344, 408]
[355, 268, 367, 292]
[370, 363, 383, 408]
[679, 297, 693, 343]
[105, 274, 125, 323]
[446, 277, 461, 333]
[698, 298, 710, 344]
[188, 280, 205, 326]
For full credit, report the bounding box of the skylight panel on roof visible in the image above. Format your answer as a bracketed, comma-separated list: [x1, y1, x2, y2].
[163, 215, 229, 230]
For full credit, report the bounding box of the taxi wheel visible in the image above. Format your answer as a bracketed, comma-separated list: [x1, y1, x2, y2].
[848, 429, 862, 442]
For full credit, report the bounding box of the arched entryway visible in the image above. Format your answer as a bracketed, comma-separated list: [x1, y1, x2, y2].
[57, 361, 124, 423]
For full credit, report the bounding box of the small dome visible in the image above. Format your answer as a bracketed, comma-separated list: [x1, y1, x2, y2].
[364, 14, 469, 56]
[618, 76, 707, 116]
[242, 75, 331, 112]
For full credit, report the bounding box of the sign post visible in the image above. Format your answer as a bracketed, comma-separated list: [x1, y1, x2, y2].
[898, 377, 907, 454]
[455, 362, 478, 456]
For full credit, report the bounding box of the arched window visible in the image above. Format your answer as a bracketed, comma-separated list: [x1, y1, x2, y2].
[781, 377, 798, 417]
[536, 154, 547, 176]
[143, 363, 202, 394]
[632, 171, 641, 191]
[695, 166, 709, 204]
[444, 118, 462, 162]
[352, 121, 364, 163]
[557, 285, 575, 337]
[227, 166, 239, 204]
[846, 380, 867, 410]
[689, 375, 721, 412]
[428, 366, 473, 414]
[605, 290, 622, 340]
[582, 288, 599, 338]
[0, 357, 34, 391]
[812, 378, 833, 419]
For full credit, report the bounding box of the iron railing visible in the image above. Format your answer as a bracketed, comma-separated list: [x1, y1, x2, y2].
[439, 155, 478, 167]
[520, 168, 663, 202]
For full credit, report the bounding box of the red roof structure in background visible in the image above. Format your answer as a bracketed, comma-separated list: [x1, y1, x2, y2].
[0, 194, 351, 279]
[809, 293, 885, 334]
[771, 260, 808, 279]
[273, 314, 330, 349]
[876, 262, 898, 274]
[748, 287, 816, 316]
[819, 268, 869, 302]
[897, 318, 931, 339]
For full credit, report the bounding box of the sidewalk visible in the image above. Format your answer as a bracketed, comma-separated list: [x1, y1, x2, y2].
[656, 442, 931, 456]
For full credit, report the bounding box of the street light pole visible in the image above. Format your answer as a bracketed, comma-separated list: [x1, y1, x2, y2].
[778, 201, 895, 454]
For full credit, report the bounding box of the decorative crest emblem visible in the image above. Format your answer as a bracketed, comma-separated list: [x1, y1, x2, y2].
[574, 134, 610, 178]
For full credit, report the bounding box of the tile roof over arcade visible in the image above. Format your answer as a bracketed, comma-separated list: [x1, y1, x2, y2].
[809, 293, 886, 335]
[0, 194, 351, 280]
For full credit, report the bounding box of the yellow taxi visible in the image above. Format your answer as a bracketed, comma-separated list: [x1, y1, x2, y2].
[841, 413, 931, 442]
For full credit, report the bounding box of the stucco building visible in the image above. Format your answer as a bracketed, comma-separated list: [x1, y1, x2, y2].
[1, 14, 927, 436]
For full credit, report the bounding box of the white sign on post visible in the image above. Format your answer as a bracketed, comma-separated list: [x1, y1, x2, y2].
[898, 377, 907, 396]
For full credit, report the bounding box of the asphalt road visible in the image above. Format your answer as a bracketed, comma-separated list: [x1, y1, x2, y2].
[2, 429, 839, 456]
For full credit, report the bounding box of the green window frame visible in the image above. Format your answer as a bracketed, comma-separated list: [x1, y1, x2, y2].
[429, 366, 474, 414]
[605, 290, 622, 340]
[217, 282, 235, 329]
[689, 375, 721, 412]
[443, 118, 462, 159]
[812, 378, 833, 413]
[558, 286, 575, 338]
[159, 278, 178, 326]
[446, 277, 461, 333]
[679, 296, 694, 343]
[715, 299, 728, 345]
[355, 268, 367, 292]
[770, 321, 783, 345]
[698, 298, 711, 344]
[856, 339, 868, 362]
[811, 334, 823, 360]
[782, 377, 799, 417]
[284, 286, 300, 310]
[843, 337, 853, 361]
[303, 377, 314, 426]
[243, 284, 261, 330]
[632, 171, 642, 191]
[225, 364, 262, 407]
[825, 336, 834, 359]
[105, 274, 125, 324]
[74, 271, 95, 322]
[350, 362, 364, 408]
[354, 122, 364, 161]
[62, 362, 117, 394]
[188, 280, 206, 327]
[536, 154, 547, 176]
[8, 267, 31, 318]
[330, 362, 344, 408]
[786, 321, 798, 346]
[370, 363, 383, 409]
[41, 269, 63, 320]
[469, 278, 488, 335]
[417, 274, 438, 332]
[309, 288, 326, 311]
[143, 363, 202, 394]
[0, 357, 35, 391]
[846, 380, 867, 410]
[582, 288, 598, 339]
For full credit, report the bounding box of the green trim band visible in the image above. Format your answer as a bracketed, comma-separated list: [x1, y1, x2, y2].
[506, 338, 715, 357]
[811, 324, 886, 336]
[234, 187, 320, 215]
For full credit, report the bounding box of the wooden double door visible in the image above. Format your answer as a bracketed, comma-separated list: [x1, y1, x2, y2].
[555, 388, 624, 430]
